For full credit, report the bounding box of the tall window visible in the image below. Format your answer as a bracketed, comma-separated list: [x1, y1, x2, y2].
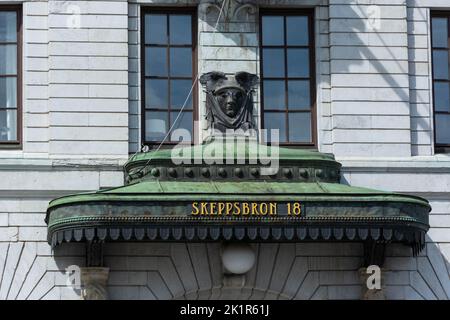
[0, 7, 21, 146]
[142, 9, 196, 146]
[431, 13, 450, 152]
[260, 10, 315, 146]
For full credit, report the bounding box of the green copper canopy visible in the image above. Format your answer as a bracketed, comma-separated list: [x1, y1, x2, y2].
[46, 140, 430, 256]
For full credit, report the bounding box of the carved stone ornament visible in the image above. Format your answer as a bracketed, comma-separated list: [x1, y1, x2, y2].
[200, 71, 258, 133]
[80, 267, 110, 300]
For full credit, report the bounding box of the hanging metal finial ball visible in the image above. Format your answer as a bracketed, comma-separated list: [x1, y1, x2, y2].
[168, 168, 177, 178]
[250, 168, 260, 177]
[283, 168, 292, 178]
[218, 168, 227, 178]
[201, 168, 210, 178]
[234, 167, 244, 178]
[299, 169, 309, 179]
[184, 168, 194, 178]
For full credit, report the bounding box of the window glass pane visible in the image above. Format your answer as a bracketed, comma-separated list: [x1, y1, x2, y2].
[0, 45, 16, 74]
[170, 48, 192, 77]
[145, 14, 167, 45]
[0, 77, 16, 108]
[286, 16, 308, 46]
[170, 111, 192, 142]
[170, 15, 192, 45]
[145, 47, 167, 76]
[433, 50, 449, 80]
[287, 49, 309, 77]
[288, 80, 310, 110]
[432, 18, 448, 48]
[171, 80, 192, 109]
[145, 79, 168, 108]
[143, 11, 195, 144]
[264, 112, 286, 143]
[263, 48, 285, 77]
[145, 111, 168, 141]
[0, 12, 16, 42]
[289, 112, 311, 143]
[436, 114, 450, 144]
[0, 109, 17, 141]
[263, 80, 285, 110]
[262, 16, 284, 46]
[434, 82, 450, 112]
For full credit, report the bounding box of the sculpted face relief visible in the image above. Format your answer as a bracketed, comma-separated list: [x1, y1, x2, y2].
[216, 87, 245, 118]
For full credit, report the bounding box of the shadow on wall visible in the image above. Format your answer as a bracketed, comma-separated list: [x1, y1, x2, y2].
[199, 2, 423, 151]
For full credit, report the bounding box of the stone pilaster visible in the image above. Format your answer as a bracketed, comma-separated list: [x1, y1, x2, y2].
[328, 0, 412, 157]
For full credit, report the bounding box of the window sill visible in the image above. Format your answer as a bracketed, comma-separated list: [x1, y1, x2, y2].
[435, 146, 450, 154]
[0, 143, 22, 150]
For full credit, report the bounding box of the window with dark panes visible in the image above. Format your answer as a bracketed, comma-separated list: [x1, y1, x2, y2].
[260, 10, 315, 145]
[431, 13, 450, 151]
[142, 9, 196, 145]
[0, 7, 21, 146]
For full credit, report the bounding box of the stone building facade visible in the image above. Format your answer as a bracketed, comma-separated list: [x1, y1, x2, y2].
[0, 0, 449, 300]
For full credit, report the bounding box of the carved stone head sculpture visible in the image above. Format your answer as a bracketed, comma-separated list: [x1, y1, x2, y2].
[200, 71, 259, 133]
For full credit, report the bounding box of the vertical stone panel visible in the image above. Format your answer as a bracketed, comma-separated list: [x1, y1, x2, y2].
[23, 1, 50, 154]
[329, 0, 412, 157]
